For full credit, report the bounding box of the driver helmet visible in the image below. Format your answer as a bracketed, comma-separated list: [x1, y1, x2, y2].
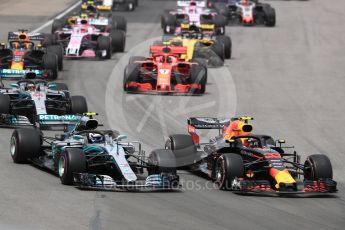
[88, 133, 104, 144]
[242, 0, 250, 5]
[12, 42, 20, 49]
[26, 83, 36, 91]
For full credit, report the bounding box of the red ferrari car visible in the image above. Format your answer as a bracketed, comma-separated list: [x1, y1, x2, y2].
[123, 46, 207, 95]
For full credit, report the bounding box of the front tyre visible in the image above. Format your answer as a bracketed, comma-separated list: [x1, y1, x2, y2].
[58, 148, 86, 185]
[70, 96, 88, 114]
[304, 154, 333, 180]
[214, 153, 244, 190]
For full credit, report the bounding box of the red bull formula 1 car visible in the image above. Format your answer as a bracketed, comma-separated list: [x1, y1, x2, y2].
[123, 46, 207, 95]
[165, 117, 337, 195]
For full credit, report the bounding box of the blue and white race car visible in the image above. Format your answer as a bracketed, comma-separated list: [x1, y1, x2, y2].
[10, 113, 179, 190]
[0, 79, 87, 126]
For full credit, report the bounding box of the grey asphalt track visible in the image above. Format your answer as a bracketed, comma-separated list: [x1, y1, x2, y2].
[0, 0, 344, 230]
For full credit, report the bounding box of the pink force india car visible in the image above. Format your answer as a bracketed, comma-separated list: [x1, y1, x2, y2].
[161, 0, 227, 35]
[53, 17, 125, 59]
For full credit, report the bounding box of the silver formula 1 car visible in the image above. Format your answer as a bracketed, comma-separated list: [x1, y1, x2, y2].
[0, 79, 87, 126]
[10, 113, 179, 190]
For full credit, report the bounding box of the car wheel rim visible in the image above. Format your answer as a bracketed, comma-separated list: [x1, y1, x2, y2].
[10, 137, 16, 156]
[215, 160, 224, 186]
[58, 156, 66, 177]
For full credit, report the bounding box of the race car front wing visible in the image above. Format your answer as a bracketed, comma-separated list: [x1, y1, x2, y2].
[73, 173, 181, 191]
[230, 178, 337, 195]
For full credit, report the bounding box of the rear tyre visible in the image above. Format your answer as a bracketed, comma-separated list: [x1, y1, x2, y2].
[126, 0, 136, 11]
[51, 19, 64, 33]
[47, 45, 64, 71]
[216, 35, 232, 59]
[110, 29, 126, 52]
[58, 148, 86, 185]
[0, 94, 10, 114]
[53, 83, 69, 91]
[97, 36, 112, 59]
[42, 34, 55, 46]
[165, 134, 200, 167]
[70, 96, 88, 114]
[190, 64, 207, 94]
[213, 14, 227, 35]
[147, 149, 176, 175]
[304, 154, 333, 180]
[112, 15, 127, 32]
[265, 7, 276, 27]
[42, 53, 58, 80]
[10, 128, 41, 163]
[215, 153, 244, 190]
[211, 41, 225, 61]
[163, 14, 177, 34]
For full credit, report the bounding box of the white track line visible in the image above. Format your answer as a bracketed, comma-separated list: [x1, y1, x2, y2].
[32, 0, 81, 33]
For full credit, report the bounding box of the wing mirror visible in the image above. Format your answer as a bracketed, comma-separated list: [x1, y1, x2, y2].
[73, 135, 84, 140]
[10, 83, 19, 88]
[276, 139, 285, 147]
[116, 134, 127, 141]
[48, 84, 57, 90]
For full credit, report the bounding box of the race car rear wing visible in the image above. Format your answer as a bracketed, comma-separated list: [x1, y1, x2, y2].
[187, 117, 230, 144]
[38, 114, 82, 130]
[177, 0, 206, 8]
[8, 31, 45, 42]
[0, 69, 45, 79]
[150, 46, 187, 55]
[188, 117, 231, 130]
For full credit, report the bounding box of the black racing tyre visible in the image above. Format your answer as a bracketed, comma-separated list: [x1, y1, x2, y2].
[58, 148, 86, 185]
[128, 56, 145, 64]
[190, 64, 207, 94]
[265, 7, 276, 27]
[304, 154, 333, 180]
[53, 83, 69, 91]
[213, 14, 227, 28]
[123, 63, 140, 91]
[191, 58, 207, 69]
[70, 96, 88, 114]
[51, 19, 64, 33]
[165, 134, 202, 167]
[164, 14, 177, 34]
[46, 45, 64, 71]
[42, 33, 55, 46]
[42, 53, 58, 80]
[112, 15, 127, 32]
[147, 149, 176, 174]
[126, 0, 136, 11]
[191, 58, 208, 83]
[216, 35, 232, 59]
[215, 153, 244, 190]
[0, 94, 10, 114]
[109, 29, 126, 52]
[214, 3, 229, 19]
[165, 134, 196, 156]
[97, 36, 112, 59]
[211, 41, 225, 61]
[10, 128, 41, 163]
